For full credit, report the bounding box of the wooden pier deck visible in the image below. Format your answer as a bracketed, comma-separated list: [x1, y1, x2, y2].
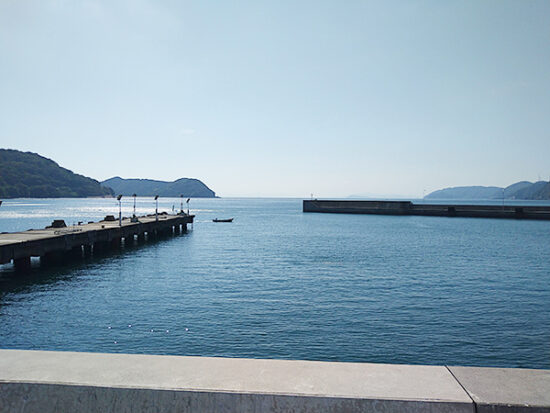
[0, 213, 194, 270]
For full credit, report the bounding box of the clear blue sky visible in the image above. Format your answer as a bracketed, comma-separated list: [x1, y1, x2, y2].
[1, 1, 549, 197]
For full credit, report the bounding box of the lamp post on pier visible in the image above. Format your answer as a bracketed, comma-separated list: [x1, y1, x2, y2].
[186, 198, 190, 216]
[117, 195, 123, 227]
[130, 193, 139, 222]
[155, 195, 159, 221]
[180, 194, 184, 214]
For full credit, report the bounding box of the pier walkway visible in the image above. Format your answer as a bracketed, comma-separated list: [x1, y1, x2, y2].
[0, 214, 194, 270]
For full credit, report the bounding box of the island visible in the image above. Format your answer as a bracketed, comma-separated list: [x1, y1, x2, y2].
[0, 149, 113, 198]
[101, 177, 216, 198]
[425, 181, 550, 200]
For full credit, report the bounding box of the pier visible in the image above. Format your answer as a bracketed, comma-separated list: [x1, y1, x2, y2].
[0, 213, 194, 271]
[303, 200, 550, 220]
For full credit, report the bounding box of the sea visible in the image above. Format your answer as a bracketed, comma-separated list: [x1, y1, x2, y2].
[1, 197, 549, 369]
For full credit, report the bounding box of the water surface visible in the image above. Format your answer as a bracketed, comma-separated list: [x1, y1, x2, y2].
[1, 197, 549, 368]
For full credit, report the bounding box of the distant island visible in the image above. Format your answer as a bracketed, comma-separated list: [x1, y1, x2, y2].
[0, 149, 113, 198]
[426, 181, 550, 200]
[102, 177, 216, 198]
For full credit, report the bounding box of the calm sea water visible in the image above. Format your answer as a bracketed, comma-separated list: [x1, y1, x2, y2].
[1, 197, 549, 368]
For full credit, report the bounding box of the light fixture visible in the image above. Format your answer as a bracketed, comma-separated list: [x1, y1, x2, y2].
[117, 195, 123, 226]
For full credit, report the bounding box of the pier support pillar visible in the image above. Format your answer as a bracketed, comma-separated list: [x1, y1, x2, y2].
[68, 245, 83, 259]
[40, 251, 66, 265]
[93, 241, 109, 254]
[174, 225, 181, 235]
[124, 235, 134, 247]
[83, 244, 92, 257]
[41, 251, 65, 266]
[110, 237, 121, 250]
[137, 233, 145, 243]
[156, 227, 168, 237]
[14, 256, 31, 272]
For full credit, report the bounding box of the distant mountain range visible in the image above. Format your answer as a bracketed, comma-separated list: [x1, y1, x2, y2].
[0, 148, 216, 199]
[426, 181, 550, 200]
[101, 177, 216, 198]
[0, 149, 113, 198]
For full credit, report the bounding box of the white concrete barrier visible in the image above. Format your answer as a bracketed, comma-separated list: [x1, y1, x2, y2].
[0, 350, 548, 413]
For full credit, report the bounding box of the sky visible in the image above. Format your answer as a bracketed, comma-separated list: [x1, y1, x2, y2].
[1, 1, 549, 198]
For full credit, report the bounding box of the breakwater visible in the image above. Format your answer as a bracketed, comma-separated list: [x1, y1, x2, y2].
[303, 200, 550, 220]
[1, 350, 549, 413]
[0, 213, 194, 271]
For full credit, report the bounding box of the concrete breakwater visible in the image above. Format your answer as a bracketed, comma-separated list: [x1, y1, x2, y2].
[0, 213, 194, 271]
[0, 350, 549, 413]
[303, 200, 550, 220]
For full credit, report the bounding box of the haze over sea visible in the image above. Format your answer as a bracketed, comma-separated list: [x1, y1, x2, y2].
[1, 197, 549, 369]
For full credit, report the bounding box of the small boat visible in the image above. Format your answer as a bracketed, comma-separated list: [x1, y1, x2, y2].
[213, 218, 233, 223]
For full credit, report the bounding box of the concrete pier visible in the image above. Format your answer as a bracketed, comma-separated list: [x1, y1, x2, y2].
[0, 213, 194, 270]
[0, 350, 548, 413]
[303, 200, 550, 220]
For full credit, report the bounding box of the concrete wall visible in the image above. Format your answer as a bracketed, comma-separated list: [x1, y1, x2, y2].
[1, 350, 549, 413]
[303, 200, 550, 220]
[303, 200, 412, 215]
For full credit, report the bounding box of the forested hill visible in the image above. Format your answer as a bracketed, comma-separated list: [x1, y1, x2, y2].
[426, 181, 550, 200]
[101, 177, 216, 198]
[0, 149, 113, 198]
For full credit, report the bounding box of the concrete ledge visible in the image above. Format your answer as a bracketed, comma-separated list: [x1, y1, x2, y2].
[448, 366, 550, 413]
[0, 350, 548, 412]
